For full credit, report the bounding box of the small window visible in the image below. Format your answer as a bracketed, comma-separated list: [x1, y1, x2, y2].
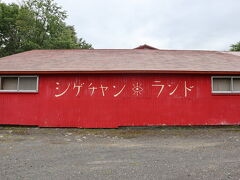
[0, 76, 38, 92]
[19, 77, 38, 90]
[212, 76, 240, 93]
[233, 78, 240, 91]
[1, 77, 18, 90]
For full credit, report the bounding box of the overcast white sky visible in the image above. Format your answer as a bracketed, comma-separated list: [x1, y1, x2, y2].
[3, 0, 240, 50]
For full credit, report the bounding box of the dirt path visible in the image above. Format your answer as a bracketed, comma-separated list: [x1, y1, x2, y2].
[0, 126, 240, 180]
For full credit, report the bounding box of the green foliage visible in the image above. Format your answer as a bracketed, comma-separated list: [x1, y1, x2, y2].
[230, 42, 240, 51]
[0, 0, 93, 57]
[0, 3, 21, 56]
[78, 38, 94, 49]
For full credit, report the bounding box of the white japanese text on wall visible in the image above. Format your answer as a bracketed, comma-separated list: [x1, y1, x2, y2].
[54, 79, 195, 98]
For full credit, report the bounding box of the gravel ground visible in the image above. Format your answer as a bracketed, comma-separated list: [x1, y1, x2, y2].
[0, 126, 240, 180]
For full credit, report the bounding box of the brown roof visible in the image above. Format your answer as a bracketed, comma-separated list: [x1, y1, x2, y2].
[134, 44, 159, 50]
[0, 49, 240, 74]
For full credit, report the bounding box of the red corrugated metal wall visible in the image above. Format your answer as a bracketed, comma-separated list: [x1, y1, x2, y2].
[0, 74, 240, 128]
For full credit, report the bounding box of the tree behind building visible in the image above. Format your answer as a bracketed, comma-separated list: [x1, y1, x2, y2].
[0, 0, 93, 57]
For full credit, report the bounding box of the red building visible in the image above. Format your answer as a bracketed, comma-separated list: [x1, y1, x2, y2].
[0, 45, 240, 128]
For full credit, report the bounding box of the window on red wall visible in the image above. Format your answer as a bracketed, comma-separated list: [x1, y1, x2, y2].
[212, 76, 240, 93]
[0, 76, 38, 92]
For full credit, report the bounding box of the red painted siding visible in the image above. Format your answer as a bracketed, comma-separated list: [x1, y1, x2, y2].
[0, 74, 240, 128]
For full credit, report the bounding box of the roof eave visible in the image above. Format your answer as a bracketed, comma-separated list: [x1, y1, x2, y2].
[1, 70, 240, 75]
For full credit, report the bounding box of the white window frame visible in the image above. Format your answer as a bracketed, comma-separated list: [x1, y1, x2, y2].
[211, 76, 240, 94]
[0, 75, 39, 93]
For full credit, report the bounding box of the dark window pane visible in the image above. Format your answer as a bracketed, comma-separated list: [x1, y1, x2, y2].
[213, 78, 231, 91]
[19, 77, 37, 90]
[233, 78, 240, 91]
[0, 77, 18, 90]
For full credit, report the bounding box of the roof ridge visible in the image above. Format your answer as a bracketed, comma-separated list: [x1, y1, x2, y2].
[219, 51, 240, 57]
[15, 49, 220, 52]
